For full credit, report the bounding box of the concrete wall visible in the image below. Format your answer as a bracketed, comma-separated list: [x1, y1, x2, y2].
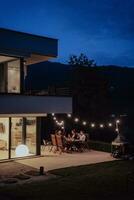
[0, 95, 72, 115]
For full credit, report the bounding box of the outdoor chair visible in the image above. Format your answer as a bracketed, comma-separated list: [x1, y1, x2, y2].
[49, 134, 58, 153]
[42, 139, 51, 151]
[55, 134, 64, 154]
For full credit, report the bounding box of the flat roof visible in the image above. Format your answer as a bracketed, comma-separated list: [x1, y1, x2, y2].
[0, 28, 58, 60]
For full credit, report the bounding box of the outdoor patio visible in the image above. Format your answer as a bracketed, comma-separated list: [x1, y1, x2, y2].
[16, 150, 115, 171]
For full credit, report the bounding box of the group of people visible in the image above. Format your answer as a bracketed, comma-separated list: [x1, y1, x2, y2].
[55, 129, 87, 152]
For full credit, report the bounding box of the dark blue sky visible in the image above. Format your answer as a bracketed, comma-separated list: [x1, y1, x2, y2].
[0, 0, 134, 66]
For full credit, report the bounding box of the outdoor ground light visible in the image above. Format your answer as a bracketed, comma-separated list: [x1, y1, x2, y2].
[15, 144, 29, 157]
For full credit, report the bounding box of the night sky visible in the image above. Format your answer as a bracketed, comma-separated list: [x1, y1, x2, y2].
[0, 0, 134, 67]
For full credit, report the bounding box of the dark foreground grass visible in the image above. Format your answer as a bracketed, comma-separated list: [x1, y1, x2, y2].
[0, 160, 134, 200]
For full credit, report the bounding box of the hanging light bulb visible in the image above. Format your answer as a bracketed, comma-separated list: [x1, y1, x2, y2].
[74, 118, 79, 122]
[52, 113, 55, 116]
[116, 119, 120, 124]
[108, 123, 112, 127]
[100, 124, 104, 128]
[67, 114, 71, 118]
[82, 121, 87, 126]
[91, 123, 95, 128]
[53, 117, 56, 120]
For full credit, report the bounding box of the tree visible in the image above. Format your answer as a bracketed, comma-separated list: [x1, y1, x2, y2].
[68, 53, 96, 67]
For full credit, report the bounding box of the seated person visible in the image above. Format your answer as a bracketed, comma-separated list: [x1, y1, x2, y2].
[79, 131, 86, 142]
[71, 129, 78, 140]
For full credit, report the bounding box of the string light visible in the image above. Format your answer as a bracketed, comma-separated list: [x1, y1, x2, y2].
[52, 115, 120, 130]
[116, 119, 120, 124]
[74, 118, 79, 122]
[100, 124, 104, 128]
[108, 123, 112, 127]
[91, 123, 95, 127]
[67, 114, 72, 118]
[82, 121, 87, 126]
[115, 128, 119, 132]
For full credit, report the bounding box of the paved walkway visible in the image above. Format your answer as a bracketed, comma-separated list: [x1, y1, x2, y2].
[17, 150, 115, 172]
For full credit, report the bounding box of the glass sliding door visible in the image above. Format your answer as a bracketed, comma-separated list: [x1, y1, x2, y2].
[11, 117, 23, 158]
[0, 118, 9, 160]
[0, 116, 37, 159]
[26, 117, 36, 155]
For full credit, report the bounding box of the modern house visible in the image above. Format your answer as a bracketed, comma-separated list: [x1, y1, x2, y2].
[0, 28, 72, 160]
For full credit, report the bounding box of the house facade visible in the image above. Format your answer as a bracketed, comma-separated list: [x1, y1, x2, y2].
[0, 28, 72, 160]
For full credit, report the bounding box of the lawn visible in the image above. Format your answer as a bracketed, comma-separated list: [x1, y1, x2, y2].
[0, 160, 134, 200]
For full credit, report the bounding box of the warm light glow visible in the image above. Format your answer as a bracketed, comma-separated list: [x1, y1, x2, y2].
[67, 114, 72, 118]
[116, 119, 120, 123]
[115, 128, 119, 132]
[61, 126, 64, 129]
[53, 117, 56, 120]
[91, 123, 95, 127]
[108, 123, 112, 127]
[52, 113, 55, 116]
[15, 144, 29, 157]
[74, 118, 79, 122]
[82, 121, 87, 125]
[100, 124, 104, 128]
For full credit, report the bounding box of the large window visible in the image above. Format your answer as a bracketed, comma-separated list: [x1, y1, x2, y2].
[7, 60, 20, 93]
[0, 56, 21, 93]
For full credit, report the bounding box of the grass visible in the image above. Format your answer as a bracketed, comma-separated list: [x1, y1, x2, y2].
[0, 160, 134, 200]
